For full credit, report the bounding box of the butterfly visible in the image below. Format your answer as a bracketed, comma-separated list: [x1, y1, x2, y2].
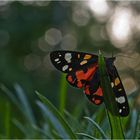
[50, 50, 129, 117]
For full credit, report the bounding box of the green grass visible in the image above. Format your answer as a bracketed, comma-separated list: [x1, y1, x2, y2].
[36, 91, 76, 139]
[59, 74, 68, 115]
[4, 102, 10, 139]
[0, 82, 137, 139]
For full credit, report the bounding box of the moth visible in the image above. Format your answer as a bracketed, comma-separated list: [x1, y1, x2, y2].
[50, 50, 129, 117]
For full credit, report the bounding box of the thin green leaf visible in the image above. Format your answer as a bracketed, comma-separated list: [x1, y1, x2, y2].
[98, 51, 124, 139]
[59, 74, 67, 115]
[126, 109, 138, 138]
[51, 130, 63, 139]
[76, 133, 96, 139]
[107, 111, 124, 139]
[36, 91, 76, 139]
[135, 111, 140, 139]
[37, 101, 67, 138]
[1, 84, 36, 126]
[1, 84, 20, 109]
[32, 125, 51, 138]
[84, 117, 107, 139]
[94, 107, 106, 138]
[13, 119, 28, 136]
[5, 102, 10, 138]
[13, 119, 39, 138]
[98, 51, 118, 116]
[64, 110, 80, 131]
[14, 84, 36, 125]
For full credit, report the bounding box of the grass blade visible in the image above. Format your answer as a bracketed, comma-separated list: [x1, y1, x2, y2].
[134, 111, 140, 139]
[84, 117, 107, 139]
[5, 102, 10, 138]
[126, 109, 137, 138]
[14, 84, 36, 125]
[13, 119, 28, 136]
[98, 51, 124, 139]
[32, 125, 51, 138]
[1, 84, 20, 109]
[37, 101, 67, 138]
[94, 107, 106, 138]
[1, 84, 36, 126]
[59, 74, 67, 115]
[76, 133, 96, 139]
[36, 91, 76, 139]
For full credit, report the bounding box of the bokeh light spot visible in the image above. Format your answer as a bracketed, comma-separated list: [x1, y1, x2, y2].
[24, 54, 41, 71]
[87, 0, 110, 18]
[35, 1, 50, 7]
[107, 7, 133, 48]
[123, 76, 137, 95]
[38, 36, 53, 52]
[0, 1, 10, 6]
[45, 28, 62, 46]
[72, 7, 90, 26]
[60, 34, 77, 50]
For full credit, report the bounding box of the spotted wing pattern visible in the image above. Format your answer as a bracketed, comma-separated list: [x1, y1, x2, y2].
[66, 63, 98, 88]
[50, 50, 98, 73]
[50, 50, 129, 117]
[84, 69, 103, 105]
[108, 65, 129, 117]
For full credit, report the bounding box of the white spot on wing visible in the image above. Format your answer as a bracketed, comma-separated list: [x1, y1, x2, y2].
[57, 61, 61, 64]
[55, 58, 59, 62]
[116, 96, 125, 104]
[119, 109, 122, 113]
[62, 65, 68, 71]
[111, 82, 114, 88]
[65, 53, 72, 63]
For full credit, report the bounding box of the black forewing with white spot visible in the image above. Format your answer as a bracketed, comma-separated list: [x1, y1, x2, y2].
[107, 65, 129, 117]
[50, 50, 98, 73]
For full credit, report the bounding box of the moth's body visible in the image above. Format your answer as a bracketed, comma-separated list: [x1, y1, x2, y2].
[50, 50, 129, 117]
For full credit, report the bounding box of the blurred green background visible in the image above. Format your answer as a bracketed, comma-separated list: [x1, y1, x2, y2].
[0, 0, 140, 139]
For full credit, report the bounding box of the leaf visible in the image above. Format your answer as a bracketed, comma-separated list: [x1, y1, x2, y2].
[37, 101, 67, 138]
[13, 119, 28, 136]
[14, 84, 36, 125]
[76, 133, 96, 139]
[4, 102, 10, 138]
[94, 107, 107, 138]
[59, 74, 67, 114]
[84, 117, 107, 139]
[133, 110, 140, 139]
[125, 109, 137, 138]
[1, 84, 36, 125]
[36, 91, 76, 139]
[98, 51, 124, 139]
[32, 125, 51, 138]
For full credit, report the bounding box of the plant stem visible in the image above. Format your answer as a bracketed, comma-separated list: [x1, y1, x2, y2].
[59, 74, 67, 115]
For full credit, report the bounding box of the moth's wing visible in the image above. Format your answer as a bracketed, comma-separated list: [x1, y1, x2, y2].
[84, 68, 103, 105]
[50, 50, 98, 73]
[66, 63, 98, 88]
[108, 66, 129, 117]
